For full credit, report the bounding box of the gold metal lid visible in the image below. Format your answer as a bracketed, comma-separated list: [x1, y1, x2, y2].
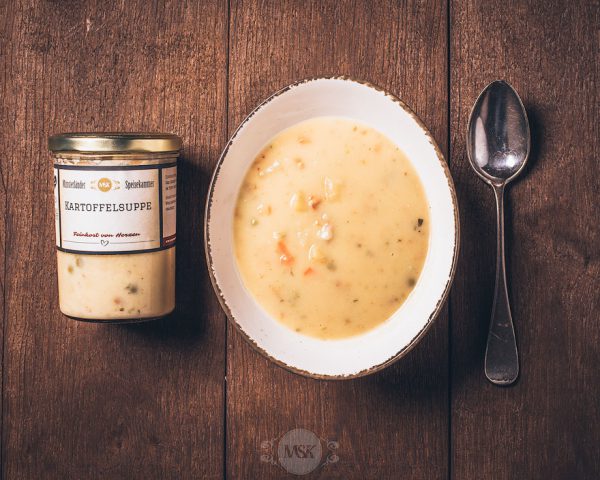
[48, 133, 182, 153]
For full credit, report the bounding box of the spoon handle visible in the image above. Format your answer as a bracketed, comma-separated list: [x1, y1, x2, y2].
[485, 184, 519, 385]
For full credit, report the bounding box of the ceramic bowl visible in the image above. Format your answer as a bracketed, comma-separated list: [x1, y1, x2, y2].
[205, 77, 459, 378]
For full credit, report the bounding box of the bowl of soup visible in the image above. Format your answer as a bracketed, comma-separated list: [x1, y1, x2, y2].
[205, 77, 459, 378]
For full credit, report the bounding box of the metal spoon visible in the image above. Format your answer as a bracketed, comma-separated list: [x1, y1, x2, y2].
[467, 80, 530, 386]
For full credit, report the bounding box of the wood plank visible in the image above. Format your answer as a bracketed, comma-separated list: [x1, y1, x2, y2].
[226, 1, 449, 478]
[1, 1, 227, 478]
[0, 0, 8, 469]
[450, 0, 600, 478]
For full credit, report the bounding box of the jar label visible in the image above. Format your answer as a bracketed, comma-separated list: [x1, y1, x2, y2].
[53, 163, 177, 254]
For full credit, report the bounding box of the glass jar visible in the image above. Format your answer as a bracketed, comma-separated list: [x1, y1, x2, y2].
[49, 133, 181, 323]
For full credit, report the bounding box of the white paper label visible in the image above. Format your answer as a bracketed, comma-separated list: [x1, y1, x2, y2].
[54, 164, 176, 254]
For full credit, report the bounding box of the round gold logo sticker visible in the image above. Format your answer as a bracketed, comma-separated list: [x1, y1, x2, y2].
[97, 177, 112, 192]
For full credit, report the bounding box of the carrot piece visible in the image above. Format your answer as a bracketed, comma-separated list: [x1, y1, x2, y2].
[277, 240, 294, 265]
[307, 195, 321, 209]
[303, 267, 314, 276]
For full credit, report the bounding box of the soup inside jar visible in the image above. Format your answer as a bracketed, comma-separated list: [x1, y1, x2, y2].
[57, 250, 175, 320]
[233, 117, 429, 339]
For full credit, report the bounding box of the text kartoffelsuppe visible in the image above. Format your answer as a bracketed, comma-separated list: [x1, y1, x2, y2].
[233, 117, 429, 339]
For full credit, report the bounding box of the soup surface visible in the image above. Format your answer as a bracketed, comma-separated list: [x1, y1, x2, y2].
[233, 117, 429, 339]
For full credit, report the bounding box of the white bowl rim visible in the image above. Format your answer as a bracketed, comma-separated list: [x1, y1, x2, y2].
[204, 75, 460, 379]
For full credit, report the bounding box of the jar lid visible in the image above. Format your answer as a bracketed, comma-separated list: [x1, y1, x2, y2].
[48, 133, 182, 153]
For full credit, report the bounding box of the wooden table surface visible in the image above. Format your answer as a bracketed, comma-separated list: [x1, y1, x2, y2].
[1, 1, 598, 478]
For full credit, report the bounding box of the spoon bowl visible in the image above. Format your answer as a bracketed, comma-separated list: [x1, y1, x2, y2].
[467, 80, 530, 184]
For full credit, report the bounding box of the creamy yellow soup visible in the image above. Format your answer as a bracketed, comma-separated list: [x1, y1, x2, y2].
[57, 250, 175, 320]
[233, 117, 429, 339]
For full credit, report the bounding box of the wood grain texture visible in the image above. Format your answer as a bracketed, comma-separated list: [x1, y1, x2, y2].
[450, 0, 600, 478]
[226, 1, 449, 478]
[1, 1, 227, 478]
[0, 0, 7, 471]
